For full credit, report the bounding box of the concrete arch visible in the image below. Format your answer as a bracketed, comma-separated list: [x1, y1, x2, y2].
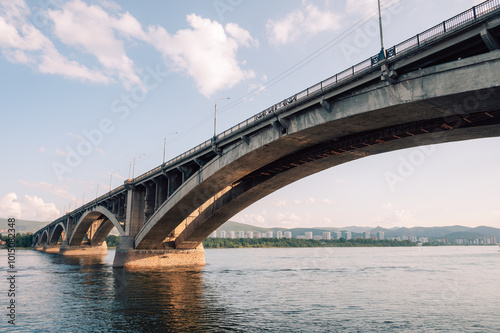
[40, 230, 49, 245]
[174, 123, 500, 249]
[69, 206, 124, 246]
[48, 223, 66, 245]
[33, 234, 40, 246]
[134, 52, 500, 249]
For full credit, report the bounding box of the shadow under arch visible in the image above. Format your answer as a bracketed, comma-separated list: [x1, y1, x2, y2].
[48, 222, 66, 245]
[69, 206, 124, 246]
[39, 230, 49, 245]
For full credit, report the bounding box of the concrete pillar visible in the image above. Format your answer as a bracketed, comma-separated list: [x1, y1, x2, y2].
[113, 182, 205, 268]
[153, 176, 168, 210]
[113, 243, 205, 268]
[42, 244, 61, 254]
[144, 182, 156, 221]
[125, 187, 145, 238]
[59, 240, 108, 256]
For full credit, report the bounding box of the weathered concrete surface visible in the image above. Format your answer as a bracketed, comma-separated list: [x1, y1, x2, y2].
[43, 244, 61, 254]
[113, 245, 205, 268]
[59, 241, 108, 256]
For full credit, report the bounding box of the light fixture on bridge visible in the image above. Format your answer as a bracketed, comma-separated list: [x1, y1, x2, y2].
[377, 0, 386, 61]
[214, 97, 230, 140]
[163, 132, 178, 164]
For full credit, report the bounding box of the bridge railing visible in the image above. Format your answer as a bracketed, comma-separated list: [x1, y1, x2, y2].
[130, 1, 500, 186]
[214, 0, 500, 144]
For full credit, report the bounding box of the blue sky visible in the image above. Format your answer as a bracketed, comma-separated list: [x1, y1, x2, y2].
[1, 0, 499, 229]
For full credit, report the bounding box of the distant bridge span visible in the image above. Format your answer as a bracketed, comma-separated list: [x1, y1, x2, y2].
[33, 1, 500, 267]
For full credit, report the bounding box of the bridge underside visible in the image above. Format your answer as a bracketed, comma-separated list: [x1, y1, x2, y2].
[174, 107, 500, 249]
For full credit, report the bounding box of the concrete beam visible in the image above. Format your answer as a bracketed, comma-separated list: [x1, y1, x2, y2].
[320, 97, 332, 113]
[481, 29, 499, 51]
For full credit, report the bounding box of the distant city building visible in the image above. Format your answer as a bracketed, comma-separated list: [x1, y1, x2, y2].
[238, 231, 245, 238]
[305, 232, 313, 240]
[228, 231, 236, 239]
[334, 231, 342, 240]
[323, 232, 331, 240]
[246, 231, 254, 239]
[363, 231, 370, 239]
[377, 231, 384, 240]
[266, 231, 273, 238]
[210, 230, 217, 238]
[220, 230, 227, 238]
[342, 231, 352, 240]
[276, 231, 283, 239]
[297, 235, 306, 239]
[313, 235, 323, 241]
[418, 237, 428, 243]
[284, 231, 292, 239]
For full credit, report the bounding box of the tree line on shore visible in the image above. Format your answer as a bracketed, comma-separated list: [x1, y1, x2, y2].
[202, 237, 425, 248]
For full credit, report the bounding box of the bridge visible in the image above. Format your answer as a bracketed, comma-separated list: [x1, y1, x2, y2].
[33, 0, 500, 268]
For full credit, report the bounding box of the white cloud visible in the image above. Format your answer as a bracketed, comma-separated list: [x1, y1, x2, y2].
[95, 147, 106, 156]
[47, 0, 146, 90]
[0, 192, 59, 221]
[38, 147, 47, 153]
[267, 2, 341, 45]
[345, 0, 378, 16]
[225, 22, 259, 48]
[1, 1, 257, 96]
[0, 0, 110, 84]
[54, 148, 67, 156]
[19, 180, 76, 200]
[274, 212, 302, 228]
[148, 14, 256, 97]
[273, 199, 287, 207]
[292, 197, 316, 205]
[233, 212, 268, 227]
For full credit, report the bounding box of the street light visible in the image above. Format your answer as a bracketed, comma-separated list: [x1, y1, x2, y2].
[377, 0, 386, 61]
[130, 154, 145, 179]
[163, 132, 178, 164]
[214, 97, 230, 139]
[109, 169, 120, 192]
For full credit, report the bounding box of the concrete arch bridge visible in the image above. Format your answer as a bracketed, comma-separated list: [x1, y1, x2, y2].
[33, 1, 500, 267]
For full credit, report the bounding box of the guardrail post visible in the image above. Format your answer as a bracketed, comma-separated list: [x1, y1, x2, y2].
[443, 21, 447, 33]
[473, 6, 477, 20]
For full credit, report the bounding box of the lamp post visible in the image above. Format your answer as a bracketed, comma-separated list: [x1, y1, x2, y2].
[377, 0, 386, 61]
[109, 170, 120, 192]
[129, 154, 145, 179]
[163, 132, 178, 164]
[214, 97, 230, 139]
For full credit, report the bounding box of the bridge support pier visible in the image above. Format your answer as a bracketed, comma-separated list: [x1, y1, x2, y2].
[58, 241, 108, 256]
[43, 244, 60, 254]
[113, 237, 205, 268]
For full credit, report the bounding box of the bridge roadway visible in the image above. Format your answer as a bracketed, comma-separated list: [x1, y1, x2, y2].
[33, 0, 500, 267]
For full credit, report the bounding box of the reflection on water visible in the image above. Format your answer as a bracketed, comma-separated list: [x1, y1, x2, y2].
[110, 267, 208, 332]
[4, 247, 500, 332]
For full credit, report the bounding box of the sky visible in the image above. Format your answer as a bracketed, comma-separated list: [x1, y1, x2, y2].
[0, 0, 499, 230]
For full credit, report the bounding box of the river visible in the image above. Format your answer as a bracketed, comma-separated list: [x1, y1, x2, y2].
[2, 246, 500, 332]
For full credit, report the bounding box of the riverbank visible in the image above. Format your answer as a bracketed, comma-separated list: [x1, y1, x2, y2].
[202, 238, 428, 248]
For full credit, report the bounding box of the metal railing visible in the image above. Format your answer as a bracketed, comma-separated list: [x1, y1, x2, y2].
[131, 0, 500, 184]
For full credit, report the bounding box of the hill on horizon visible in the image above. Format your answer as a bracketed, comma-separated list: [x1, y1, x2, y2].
[0, 218, 47, 234]
[216, 221, 500, 240]
[2, 218, 499, 241]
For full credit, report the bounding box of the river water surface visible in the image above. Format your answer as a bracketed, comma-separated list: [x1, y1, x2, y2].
[2, 246, 500, 332]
